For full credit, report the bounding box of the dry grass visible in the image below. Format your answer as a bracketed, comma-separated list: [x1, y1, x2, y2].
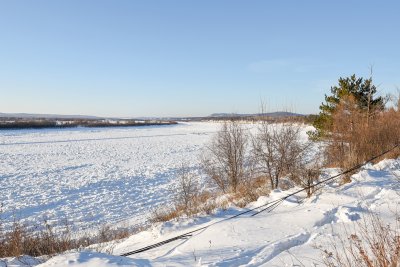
[150, 207, 182, 223]
[229, 176, 270, 207]
[0, 215, 132, 258]
[150, 190, 218, 223]
[323, 210, 400, 267]
[150, 176, 270, 223]
[326, 96, 400, 170]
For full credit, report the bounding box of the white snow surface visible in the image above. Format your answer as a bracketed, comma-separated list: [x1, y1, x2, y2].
[1, 122, 399, 266]
[0, 122, 230, 231]
[35, 158, 399, 267]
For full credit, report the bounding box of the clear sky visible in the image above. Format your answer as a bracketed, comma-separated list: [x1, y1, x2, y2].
[1, 1, 399, 117]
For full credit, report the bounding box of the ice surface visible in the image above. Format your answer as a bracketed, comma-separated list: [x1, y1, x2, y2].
[0, 122, 226, 231]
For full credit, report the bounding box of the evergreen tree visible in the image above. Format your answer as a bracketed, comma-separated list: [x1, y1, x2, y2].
[309, 74, 384, 139]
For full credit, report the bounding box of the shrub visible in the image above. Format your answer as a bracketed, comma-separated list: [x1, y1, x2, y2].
[252, 122, 310, 190]
[202, 121, 249, 193]
[323, 210, 400, 267]
[326, 95, 400, 169]
[173, 166, 200, 216]
[0, 214, 132, 258]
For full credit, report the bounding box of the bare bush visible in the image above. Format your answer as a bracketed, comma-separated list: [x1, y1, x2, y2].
[150, 206, 180, 224]
[252, 122, 310, 190]
[289, 149, 324, 197]
[0, 204, 5, 257]
[173, 166, 200, 216]
[292, 167, 321, 197]
[97, 224, 130, 244]
[202, 121, 249, 193]
[323, 210, 400, 267]
[0, 217, 75, 257]
[230, 176, 270, 207]
[0, 214, 132, 258]
[93, 224, 130, 254]
[150, 189, 218, 223]
[197, 191, 217, 215]
[150, 166, 202, 222]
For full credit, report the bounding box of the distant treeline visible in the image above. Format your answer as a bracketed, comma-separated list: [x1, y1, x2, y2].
[0, 118, 178, 130]
[0, 115, 316, 130]
[182, 114, 317, 124]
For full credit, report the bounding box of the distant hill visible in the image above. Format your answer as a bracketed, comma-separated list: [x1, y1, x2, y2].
[209, 112, 304, 118]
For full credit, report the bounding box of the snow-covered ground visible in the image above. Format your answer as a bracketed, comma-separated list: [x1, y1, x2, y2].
[111, 159, 400, 266]
[1, 122, 399, 266]
[0, 122, 230, 231]
[0, 122, 315, 233]
[2, 157, 399, 266]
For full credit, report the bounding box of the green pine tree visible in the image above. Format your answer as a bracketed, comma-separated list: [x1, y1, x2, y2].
[308, 74, 384, 140]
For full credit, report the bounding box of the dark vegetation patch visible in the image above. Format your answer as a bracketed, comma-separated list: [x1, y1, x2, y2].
[0, 118, 177, 130]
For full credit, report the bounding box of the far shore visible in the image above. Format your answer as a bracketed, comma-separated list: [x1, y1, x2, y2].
[0, 118, 178, 130]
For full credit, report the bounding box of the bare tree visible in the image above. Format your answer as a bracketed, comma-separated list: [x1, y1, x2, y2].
[252, 122, 309, 190]
[202, 121, 248, 193]
[173, 166, 199, 216]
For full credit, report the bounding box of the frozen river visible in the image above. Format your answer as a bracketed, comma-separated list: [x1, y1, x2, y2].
[0, 122, 224, 231]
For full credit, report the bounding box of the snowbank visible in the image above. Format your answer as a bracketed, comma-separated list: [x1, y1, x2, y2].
[5, 157, 396, 266]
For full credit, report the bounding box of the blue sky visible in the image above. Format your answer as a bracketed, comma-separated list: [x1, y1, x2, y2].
[1, 1, 399, 117]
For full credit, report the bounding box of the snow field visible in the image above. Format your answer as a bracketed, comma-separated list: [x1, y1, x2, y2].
[0, 123, 225, 232]
[14, 157, 398, 266]
[113, 158, 399, 266]
[0, 121, 399, 266]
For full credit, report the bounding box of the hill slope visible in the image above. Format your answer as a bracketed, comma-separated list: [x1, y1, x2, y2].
[4, 157, 399, 266]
